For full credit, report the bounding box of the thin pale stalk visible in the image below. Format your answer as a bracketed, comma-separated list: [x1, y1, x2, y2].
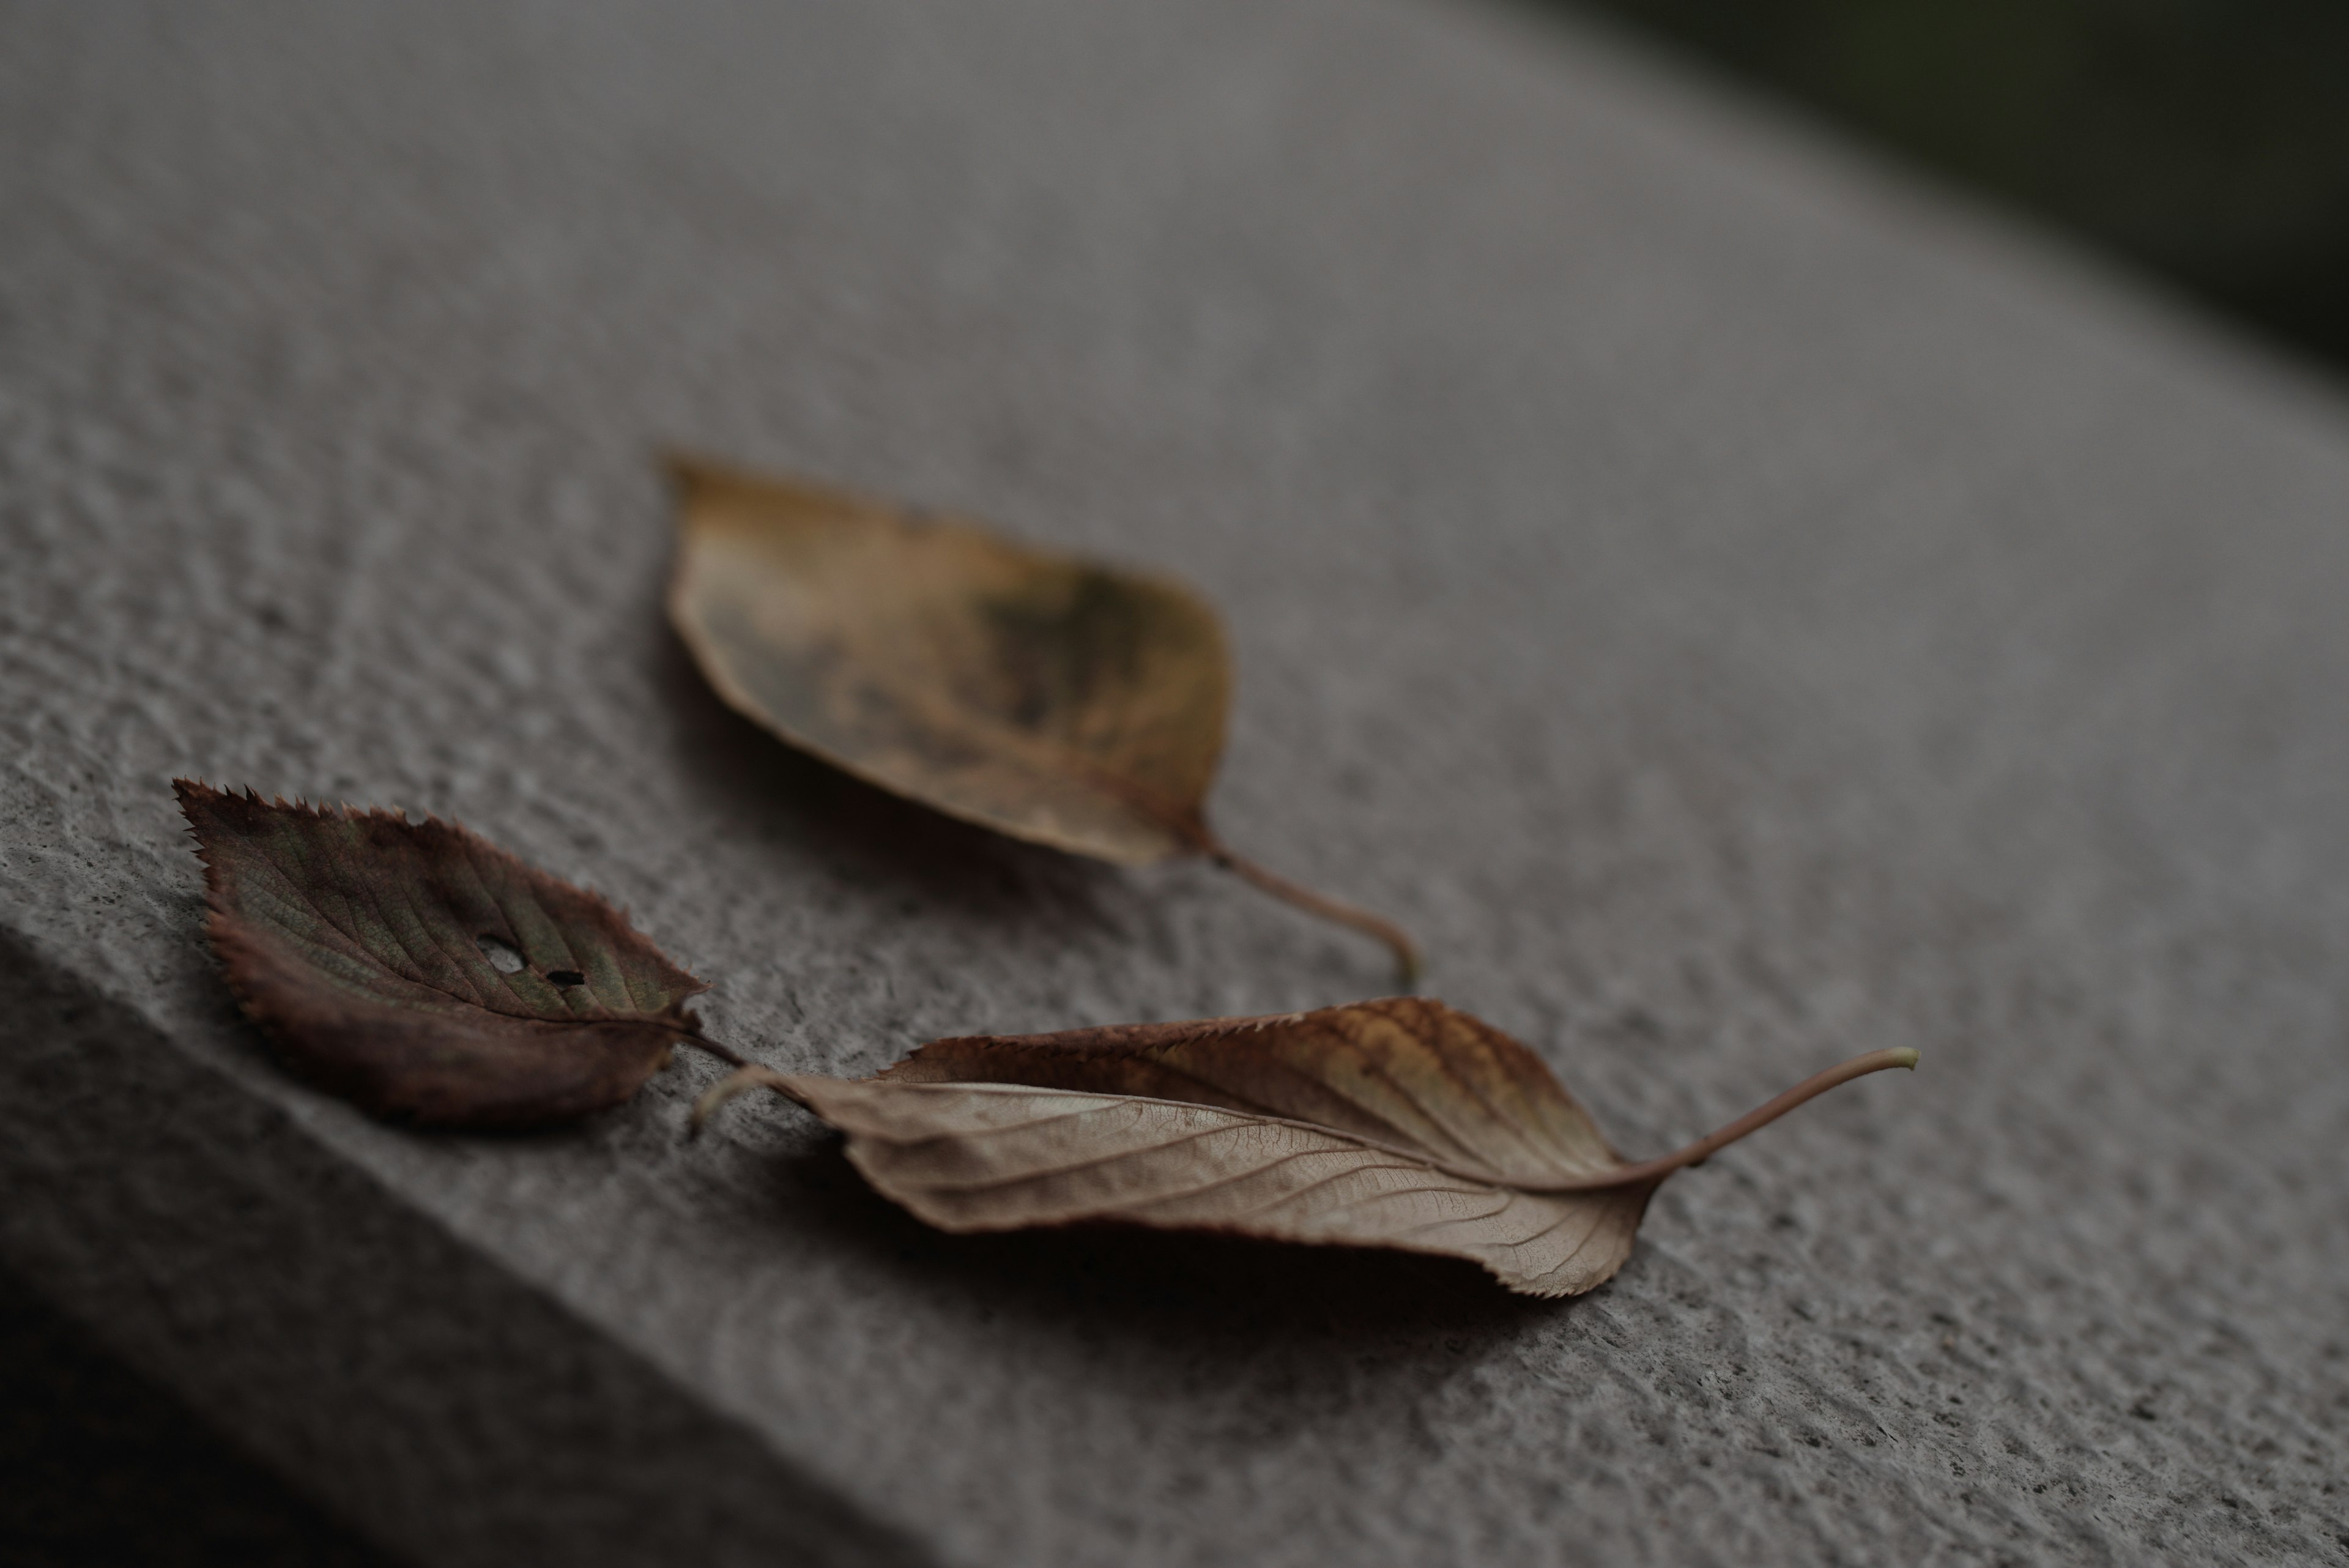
[1187, 825, 1422, 989]
[1560, 1047, 1921, 1191]
[1059, 757, 1423, 987]
[691, 1063, 803, 1134]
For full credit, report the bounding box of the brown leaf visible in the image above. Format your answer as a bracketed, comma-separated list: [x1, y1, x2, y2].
[177, 781, 709, 1128]
[694, 997, 1917, 1296]
[664, 456, 1419, 981]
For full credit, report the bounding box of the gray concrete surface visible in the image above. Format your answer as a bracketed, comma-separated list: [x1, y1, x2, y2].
[4, 2, 2347, 1563]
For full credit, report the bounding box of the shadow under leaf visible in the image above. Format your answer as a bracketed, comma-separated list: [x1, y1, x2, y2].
[765, 1134, 1577, 1349]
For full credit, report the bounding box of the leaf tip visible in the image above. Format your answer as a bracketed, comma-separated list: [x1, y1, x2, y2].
[171, 775, 223, 817]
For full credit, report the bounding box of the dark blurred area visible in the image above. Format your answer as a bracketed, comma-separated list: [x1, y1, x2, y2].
[0, 1262, 385, 1568]
[1562, 0, 2349, 374]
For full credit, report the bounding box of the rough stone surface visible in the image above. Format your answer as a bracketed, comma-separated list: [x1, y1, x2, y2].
[5, 2, 2348, 1564]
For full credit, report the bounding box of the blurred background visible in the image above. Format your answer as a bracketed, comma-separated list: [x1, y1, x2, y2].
[8, 1, 2346, 1562]
[1556, 0, 2349, 374]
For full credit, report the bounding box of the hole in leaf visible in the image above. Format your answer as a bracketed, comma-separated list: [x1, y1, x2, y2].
[547, 970, 585, 987]
[476, 934, 525, 974]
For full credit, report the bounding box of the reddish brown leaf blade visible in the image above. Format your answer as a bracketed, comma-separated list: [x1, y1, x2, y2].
[177, 781, 706, 1128]
[886, 998, 1627, 1186]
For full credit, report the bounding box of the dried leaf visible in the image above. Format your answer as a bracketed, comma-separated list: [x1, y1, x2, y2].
[177, 781, 710, 1128]
[695, 997, 1917, 1296]
[665, 457, 1419, 981]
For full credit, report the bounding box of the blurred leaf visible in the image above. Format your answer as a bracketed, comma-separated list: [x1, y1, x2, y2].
[178, 780, 707, 1128]
[666, 457, 1418, 981]
[667, 456, 1228, 864]
[697, 996, 1916, 1296]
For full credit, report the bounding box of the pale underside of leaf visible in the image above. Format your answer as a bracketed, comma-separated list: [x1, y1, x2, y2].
[179, 781, 708, 1128]
[773, 1075, 1657, 1298]
[755, 997, 1653, 1295]
[666, 457, 1231, 865]
[698, 997, 1917, 1296]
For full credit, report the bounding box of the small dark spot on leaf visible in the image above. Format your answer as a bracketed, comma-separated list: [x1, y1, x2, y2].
[547, 970, 586, 987]
[477, 934, 525, 973]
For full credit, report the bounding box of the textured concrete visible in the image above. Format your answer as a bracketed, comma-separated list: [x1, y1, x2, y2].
[4, 2, 2348, 1564]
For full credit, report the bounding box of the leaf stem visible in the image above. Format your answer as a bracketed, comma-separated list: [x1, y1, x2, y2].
[1058, 760, 1422, 986]
[1557, 1047, 1921, 1191]
[1187, 825, 1422, 989]
[689, 1063, 806, 1135]
[674, 1028, 747, 1068]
